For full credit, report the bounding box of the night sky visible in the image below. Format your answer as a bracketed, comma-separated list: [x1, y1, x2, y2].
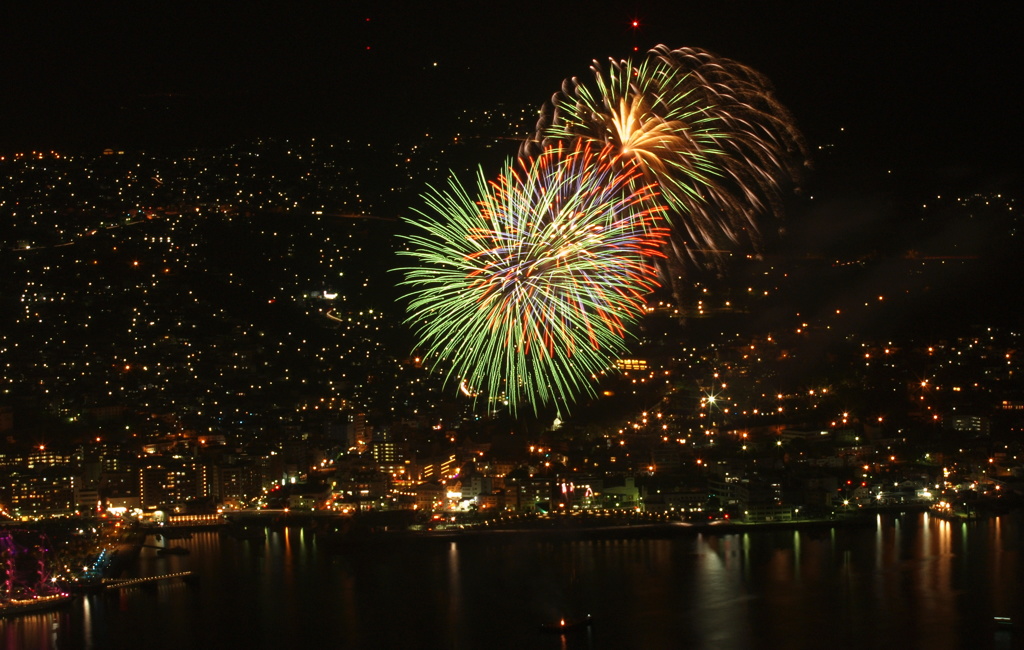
[1, 3, 1020, 182]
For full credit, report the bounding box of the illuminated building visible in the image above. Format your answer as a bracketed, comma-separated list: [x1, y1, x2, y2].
[139, 460, 209, 508]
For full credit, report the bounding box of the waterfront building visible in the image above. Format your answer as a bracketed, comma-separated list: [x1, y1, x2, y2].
[139, 459, 209, 508]
[601, 477, 643, 511]
[412, 481, 444, 511]
[2, 467, 77, 516]
[643, 488, 708, 516]
[210, 461, 263, 506]
[744, 502, 794, 522]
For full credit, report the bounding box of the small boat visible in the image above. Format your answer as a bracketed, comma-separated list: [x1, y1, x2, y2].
[994, 616, 1014, 629]
[540, 614, 592, 633]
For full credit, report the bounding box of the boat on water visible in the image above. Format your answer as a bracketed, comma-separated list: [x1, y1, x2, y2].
[157, 546, 190, 556]
[0, 594, 74, 618]
[540, 614, 592, 633]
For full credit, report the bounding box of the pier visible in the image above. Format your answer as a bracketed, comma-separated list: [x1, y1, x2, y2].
[104, 571, 197, 590]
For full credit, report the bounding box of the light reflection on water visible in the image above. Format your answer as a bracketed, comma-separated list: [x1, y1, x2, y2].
[1, 511, 1021, 649]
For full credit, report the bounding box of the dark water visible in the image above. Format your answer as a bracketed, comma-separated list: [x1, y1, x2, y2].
[2, 512, 1022, 649]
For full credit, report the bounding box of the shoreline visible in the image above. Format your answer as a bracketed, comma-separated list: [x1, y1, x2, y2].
[0, 593, 74, 618]
[112, 503, 1018, 549]
[315, 510, 927, 547]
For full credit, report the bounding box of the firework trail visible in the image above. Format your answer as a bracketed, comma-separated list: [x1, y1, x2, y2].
[397, 141, 669, 414]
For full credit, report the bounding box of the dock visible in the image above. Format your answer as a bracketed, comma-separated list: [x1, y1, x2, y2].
[103, 571, 197, 590]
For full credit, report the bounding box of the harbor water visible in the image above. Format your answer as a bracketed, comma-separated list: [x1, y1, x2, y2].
[1, 511, 1021, 649]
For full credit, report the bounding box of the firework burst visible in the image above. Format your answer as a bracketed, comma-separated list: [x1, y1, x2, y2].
[524, 45, 807, 268]
[397, 142, 669, 414]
